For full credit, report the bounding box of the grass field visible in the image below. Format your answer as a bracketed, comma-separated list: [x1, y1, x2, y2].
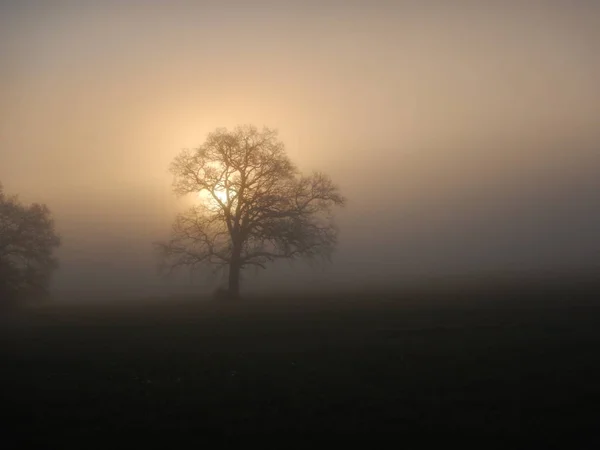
[2, 277, 600, 445]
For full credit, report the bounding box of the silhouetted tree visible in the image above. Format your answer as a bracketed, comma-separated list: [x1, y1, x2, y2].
[0, 184, 61, 306]
[155, 125, 346, 299]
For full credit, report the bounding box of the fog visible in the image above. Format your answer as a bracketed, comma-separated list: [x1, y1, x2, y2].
[1, 1, 599, 298]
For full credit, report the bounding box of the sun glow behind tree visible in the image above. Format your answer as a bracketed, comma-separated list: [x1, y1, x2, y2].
[156, 125, 346, 298]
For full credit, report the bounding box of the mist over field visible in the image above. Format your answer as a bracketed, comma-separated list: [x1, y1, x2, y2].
[1, 0, 599, 298]
[4, 3, 600, 444]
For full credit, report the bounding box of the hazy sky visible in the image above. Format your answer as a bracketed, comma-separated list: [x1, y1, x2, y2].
[1, 1, 599, 295]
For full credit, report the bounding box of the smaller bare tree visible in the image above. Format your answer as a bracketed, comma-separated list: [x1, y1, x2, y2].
[0, 183, 61, 306]
[155, 125, 346, 298]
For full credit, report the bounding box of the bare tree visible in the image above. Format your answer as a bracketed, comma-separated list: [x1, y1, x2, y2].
[0, 183, 61, 306]
[155, 125, 346, 298]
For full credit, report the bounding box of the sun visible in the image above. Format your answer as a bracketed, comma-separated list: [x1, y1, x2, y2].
[197, 187, 229, 205]
[213, 187, 229, 204]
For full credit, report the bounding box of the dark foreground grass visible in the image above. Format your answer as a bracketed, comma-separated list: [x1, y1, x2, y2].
[2, 278, 600, 445]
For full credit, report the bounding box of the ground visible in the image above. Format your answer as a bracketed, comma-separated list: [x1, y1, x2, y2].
[2, 277, 600, 445]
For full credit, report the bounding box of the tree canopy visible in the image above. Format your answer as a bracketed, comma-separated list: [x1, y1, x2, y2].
[156, 125, 346, 298]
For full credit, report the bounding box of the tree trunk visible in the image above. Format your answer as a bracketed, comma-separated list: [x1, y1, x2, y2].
[228, 261, 241, 299]
[228, 237, 242, 299]
[227, 230, 242, 300]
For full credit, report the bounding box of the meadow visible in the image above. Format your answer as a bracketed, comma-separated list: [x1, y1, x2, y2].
[2, 276, 600, 445]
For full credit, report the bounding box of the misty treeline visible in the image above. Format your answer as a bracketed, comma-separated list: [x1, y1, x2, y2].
[0, 125, 345, 305]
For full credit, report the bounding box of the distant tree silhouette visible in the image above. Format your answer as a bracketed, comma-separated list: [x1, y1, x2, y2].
[0, 184, 61, 307]
[155, 125, 346, 299]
